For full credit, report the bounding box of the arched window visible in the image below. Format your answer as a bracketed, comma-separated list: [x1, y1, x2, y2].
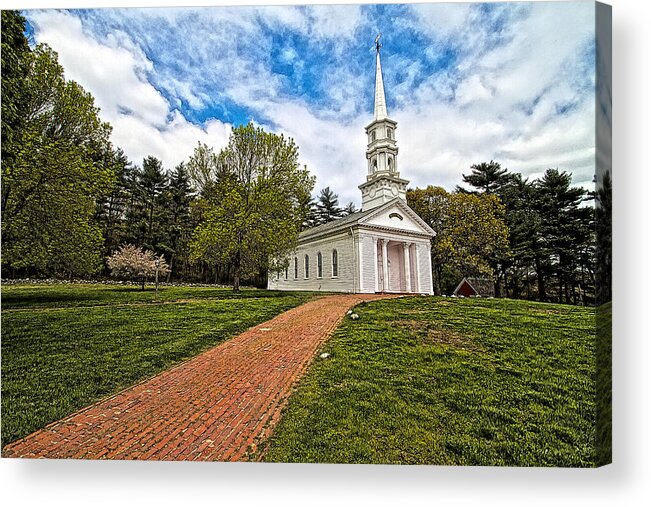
[373, 158, 378, 171]
[304, 254, 310, 278]
[332, 249, 338, 277]
[371, 130, 376, 142]
[387, 127, 393, 139]
[387, 156, 393, 171]
[294, 257, 298, 279]
[317, 252, 322, 278]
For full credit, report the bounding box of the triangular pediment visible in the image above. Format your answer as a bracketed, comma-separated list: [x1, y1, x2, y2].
[358, 198, 435, 236]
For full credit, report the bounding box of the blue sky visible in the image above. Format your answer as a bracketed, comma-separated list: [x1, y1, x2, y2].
[22, 0, 597, 206]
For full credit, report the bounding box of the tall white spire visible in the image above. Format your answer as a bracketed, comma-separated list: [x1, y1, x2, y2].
[373, 34, 388, 120]
[360, 34, 408, 212]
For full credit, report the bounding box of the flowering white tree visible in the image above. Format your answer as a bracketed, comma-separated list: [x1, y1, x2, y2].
[107, 244, 170, 290]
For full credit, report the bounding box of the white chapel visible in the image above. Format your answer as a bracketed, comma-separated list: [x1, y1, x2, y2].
[268, 37, 435, 294]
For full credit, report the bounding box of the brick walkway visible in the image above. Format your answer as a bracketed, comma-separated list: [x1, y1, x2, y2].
[3, 293, 394, 461]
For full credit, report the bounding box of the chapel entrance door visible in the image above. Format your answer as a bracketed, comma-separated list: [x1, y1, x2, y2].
[387, 241, 404, 292]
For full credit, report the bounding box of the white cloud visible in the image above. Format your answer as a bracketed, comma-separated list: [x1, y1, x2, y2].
[455, 74, 493, 105]
[28, 9, 232, 169]
[306, 5, 362, 41]
[399, 1, 596, 191]
[26, 1, 597, 206]
[409, 2, 473, 40]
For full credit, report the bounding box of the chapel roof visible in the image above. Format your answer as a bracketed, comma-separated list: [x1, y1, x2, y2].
[299, 207, 376, 241]
[298, 197, 435, 242]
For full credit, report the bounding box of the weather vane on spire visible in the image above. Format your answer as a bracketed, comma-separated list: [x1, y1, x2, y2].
[374, 33, 382, 52]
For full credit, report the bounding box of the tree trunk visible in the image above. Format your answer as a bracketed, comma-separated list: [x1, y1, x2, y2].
[167, 254, 174, 283]
[232, 250, 241, 292]
[535, 258, 546, 302]
[494, 272, 501, 298]
[503, 269, 510, 299]
[433, 262, 443, 295]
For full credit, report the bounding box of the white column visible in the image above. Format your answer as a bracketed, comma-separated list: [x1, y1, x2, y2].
[373, 237, 379, 292]
[414, 243, 421, 294]
[403, 242, 412, 293]
[358, 234, 364, 292]
[382, 239, 389, 292]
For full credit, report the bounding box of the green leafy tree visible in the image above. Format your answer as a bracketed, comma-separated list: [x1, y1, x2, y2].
[459, 160, 522, 296]
[186, 141, 219, 195]
[190, 123, 315, 291]
[1, 20, 115, 278]
[1, 11, 30, 170]
[408, 186, 510, 294]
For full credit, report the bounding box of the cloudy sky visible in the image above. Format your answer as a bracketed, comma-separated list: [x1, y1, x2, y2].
[22, 0, 596, 206]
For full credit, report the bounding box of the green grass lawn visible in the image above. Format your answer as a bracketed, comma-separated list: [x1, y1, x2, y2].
[596, 301, 612, 466]
[261, 296, 598, 467]
[1, 283, 291, 310]
[1, 284, 315, 446]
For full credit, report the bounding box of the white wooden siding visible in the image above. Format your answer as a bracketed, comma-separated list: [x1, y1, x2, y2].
[268, 232, 356, 292]
[268, 221, 434, 294]
[417, 241, 434, 294]
[358, 234, 377, 294]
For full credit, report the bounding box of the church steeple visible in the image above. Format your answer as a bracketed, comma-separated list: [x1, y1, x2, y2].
[373, 36, 388, 121]
[359, 34, 409, 212]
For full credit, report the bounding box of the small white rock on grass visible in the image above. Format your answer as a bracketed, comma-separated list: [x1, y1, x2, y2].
[319, 352, 331, 359]
[346, 310, 353, 315]
[350, 313, 359, 320]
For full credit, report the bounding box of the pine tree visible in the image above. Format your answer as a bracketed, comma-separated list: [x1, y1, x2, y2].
[95, 148, 133, 260]
[138, 156, 168, 251]
[299, 194, 318, 230]
[315, 187, 344, 224]
[533, 169, 593, 303]
[342, 201, 358, 215]
[595, 170, 612, 305]
[459, 160, 512, 194]
[496, 173, 539, 299]
[165, 163, 194, 280]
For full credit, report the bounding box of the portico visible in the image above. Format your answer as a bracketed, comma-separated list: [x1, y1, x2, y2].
[375, 238, 419, 293]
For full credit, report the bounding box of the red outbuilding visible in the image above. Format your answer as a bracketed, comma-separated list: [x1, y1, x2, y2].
[452, 277, 495, 297]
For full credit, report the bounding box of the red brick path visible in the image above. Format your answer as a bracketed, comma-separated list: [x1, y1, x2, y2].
[3, 294, 395, 461]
